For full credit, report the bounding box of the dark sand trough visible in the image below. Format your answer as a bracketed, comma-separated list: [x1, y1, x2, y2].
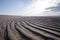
[0, 15, 60, 40]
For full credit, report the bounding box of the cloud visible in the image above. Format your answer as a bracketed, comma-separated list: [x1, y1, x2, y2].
[21, 0, 57, 16]
[0, 0, 60, 16]
[43, 3, 60, 16]
[46, 3, 60, 12]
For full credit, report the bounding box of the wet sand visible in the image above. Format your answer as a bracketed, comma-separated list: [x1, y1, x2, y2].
[0, 15, 60, 40]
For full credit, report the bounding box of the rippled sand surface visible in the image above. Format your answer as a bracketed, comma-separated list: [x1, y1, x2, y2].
[0, 15, 60, 40]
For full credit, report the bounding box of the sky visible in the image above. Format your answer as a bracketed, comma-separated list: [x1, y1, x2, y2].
[0, 0, 60, 16]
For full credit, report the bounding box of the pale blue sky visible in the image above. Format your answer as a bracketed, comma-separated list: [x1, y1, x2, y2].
[0, 0, 32, 15]
[0, 0, 60, 16]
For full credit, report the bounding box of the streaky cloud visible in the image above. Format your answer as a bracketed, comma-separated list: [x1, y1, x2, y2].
[46, 3, 60, 12]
